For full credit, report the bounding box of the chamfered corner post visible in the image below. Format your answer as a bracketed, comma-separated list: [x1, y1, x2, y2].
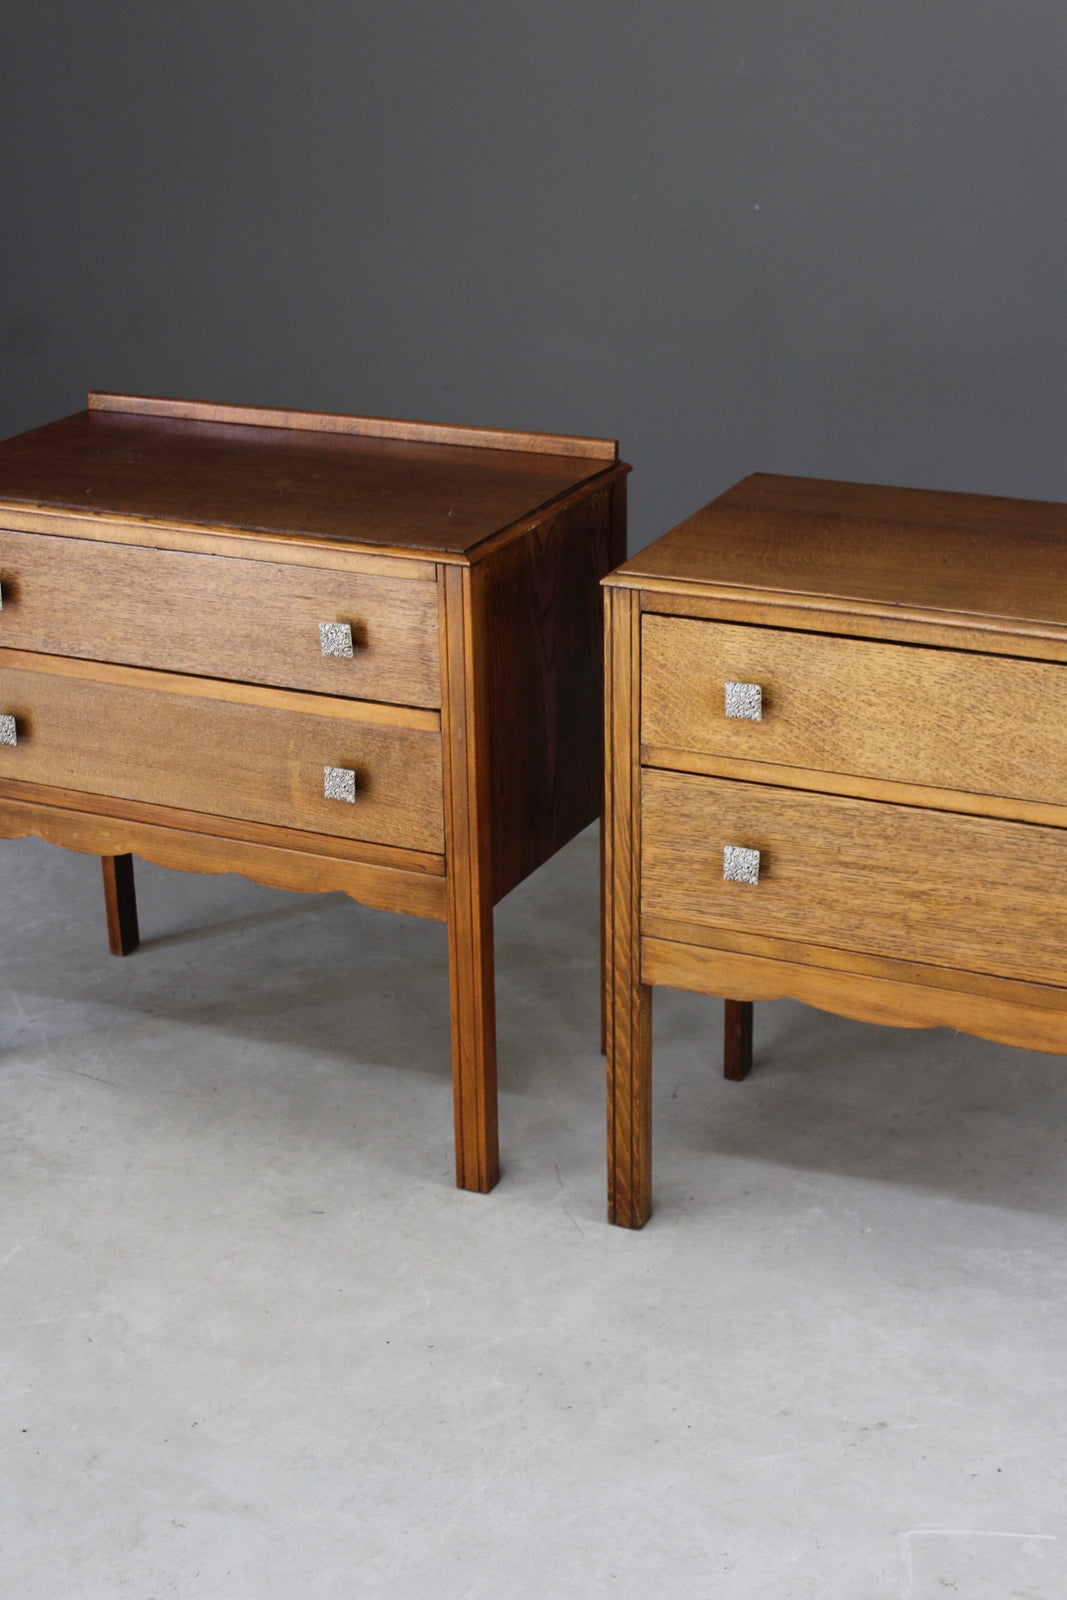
[101, 853, 140, 956]
[724, 999, 753, 1080]
[604, 583, 652, 1228]
[439, 562, 500, 1194]
[600, 812, 608, 1056]
[602, 472, 629, 1060]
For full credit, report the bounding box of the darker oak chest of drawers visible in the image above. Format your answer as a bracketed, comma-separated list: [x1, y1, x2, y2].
[0, 392, 628, 1194]
[604, 472, 1067, 1227]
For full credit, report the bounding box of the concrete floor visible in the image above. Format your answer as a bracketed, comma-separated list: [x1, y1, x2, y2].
[2, 825, 1066, 1599]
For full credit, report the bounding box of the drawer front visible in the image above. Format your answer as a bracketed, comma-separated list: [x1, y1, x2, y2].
[641, 768, 1067, 988]
[0, 530, 440, 707]
[0, 658, 443, 854]
[643, 615, 1067, 807]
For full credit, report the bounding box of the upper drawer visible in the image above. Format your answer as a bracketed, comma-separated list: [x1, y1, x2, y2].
[642, 615, 1067, 807]
[0, 530, 440, 708]
[0, 652, 443, 855]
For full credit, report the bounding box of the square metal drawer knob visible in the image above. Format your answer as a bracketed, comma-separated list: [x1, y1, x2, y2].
[323, 765, 356, 803]
[724, 681, 762, 720]
[723, 844, 760, 884]
[0, 714, 16, 747]
[320, 622, 355, 659]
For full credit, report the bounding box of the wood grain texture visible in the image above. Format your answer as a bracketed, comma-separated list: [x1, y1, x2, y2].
[89, 392, 618, 461]
[0, 530, 441, 707]
[0, 775, 444, 876]
[635, 585, 1067, 663]
[481, 480, 622, 903]
[439, 563, 499, 1193]
[639, 746, 1067, 833]
[101, 853, 139, 956]
[0, 796, 447, 919]
[620, 472, 1067, 634]
[641, 913, 1067, 1012]
[643, 937, 1067, 1057]
[605, 472, 1067, 1225]
[600, 812, 607, 1056]
[643, 615, 1067, 810]
[0, 396, 627, 1201]
[642, 769, 1067, 989]
[0, 656, 444, 853]
[0, 408, 614, 556]
[604, 584, 652, 1228]
[0, 507, 436, 577]
[603, 479, 628, 1058]
[0, 646, 438, 728]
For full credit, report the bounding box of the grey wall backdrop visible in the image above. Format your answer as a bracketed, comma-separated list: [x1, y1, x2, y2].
[2, 3, 1065, 550]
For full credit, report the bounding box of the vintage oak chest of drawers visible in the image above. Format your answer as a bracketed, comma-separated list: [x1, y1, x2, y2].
[0, 392, 627, 1193]
[604, 472, 1067, 1227]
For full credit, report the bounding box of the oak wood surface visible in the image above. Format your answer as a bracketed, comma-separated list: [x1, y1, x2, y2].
[0, 646, 438, 728]
[604, 584, 652, 1229]
[101, 853, 139, 956]
[440, 563, 499, 1193]
[0, 656, 444, 853]
[639, 746, 1067, 833]
[601, 476, 631, 1058]
[0, 408, 616, 557]
[643, 616, 1067, 809]
[89, 392, 618, 461]
[0, 529, 441, 707]
[482, 479, 624, 903]
[0, 795, 447, 919]
[604, 471, 1067, 1226]
[1, 392, 625, 1199]
[642, 768, 1067, 990]
[619, 472, 1067, 632]
[641, 913, 1067, 1013]
[643, 937, 1067, 1058]
[635, 585, 1067, 663]
[0, 775, 444, 876]
[0, 506, 436, 577]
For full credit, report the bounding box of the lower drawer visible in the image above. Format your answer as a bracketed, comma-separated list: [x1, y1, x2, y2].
[641, 768, 1067, 988]
[0, 653, 444, 854]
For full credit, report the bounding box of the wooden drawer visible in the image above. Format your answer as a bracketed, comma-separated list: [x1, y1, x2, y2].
[641, 768, 1067, 989]
[0, 651, 443, 854]
[0, 529, 440, 708]
[642, 615, 1067, 807]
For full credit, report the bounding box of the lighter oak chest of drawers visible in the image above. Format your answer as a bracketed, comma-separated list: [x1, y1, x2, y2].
[0, 392, 628, 1194]
[604, 472, 1067, 1227]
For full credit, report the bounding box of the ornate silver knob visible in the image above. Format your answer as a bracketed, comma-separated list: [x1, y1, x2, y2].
[320, 622, 354, 659]
[0, 714, 17, 746]
[323, 765, 356, 803]
[724, 681, 762, 720]
[723, 845, 760, 884]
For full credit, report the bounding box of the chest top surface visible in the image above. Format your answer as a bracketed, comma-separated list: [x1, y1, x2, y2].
[612, 472, 1067, 633]
[0, 394, 620, 558]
